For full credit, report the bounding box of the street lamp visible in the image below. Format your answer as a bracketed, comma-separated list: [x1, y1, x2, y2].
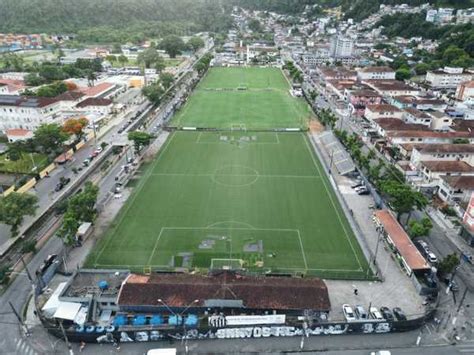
[157, 299, 199, 355]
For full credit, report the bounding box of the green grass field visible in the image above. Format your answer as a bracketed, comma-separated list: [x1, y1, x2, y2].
[171, 67, 312, 129]
[87, 131, 370, 279]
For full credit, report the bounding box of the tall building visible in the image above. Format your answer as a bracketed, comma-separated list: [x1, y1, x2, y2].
[330, 35, 354, 59]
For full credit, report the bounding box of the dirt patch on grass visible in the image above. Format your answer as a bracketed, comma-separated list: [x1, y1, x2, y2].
[309, 119, 324, 133]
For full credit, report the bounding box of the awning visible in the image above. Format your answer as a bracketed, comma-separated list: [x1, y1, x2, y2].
[53, 302, 82, 321]
[41, 282, 68, 318]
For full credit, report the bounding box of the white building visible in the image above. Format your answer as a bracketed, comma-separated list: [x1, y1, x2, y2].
[0, 95, 61, 133]
[410, 144, 474, 170]
[364, 104, 403, 121]
[426, 9, 438, 22]
[357, 66, 396, 81]
[426, 67, 472, 89]
[330, 35, 354, 58]
[456, 81, 474, 101]
[456, 8, 474, 24]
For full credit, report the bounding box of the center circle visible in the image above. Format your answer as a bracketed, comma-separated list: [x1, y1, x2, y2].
[212, 165, 259, 187]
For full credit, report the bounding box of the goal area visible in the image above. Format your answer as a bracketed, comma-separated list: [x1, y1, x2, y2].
[210, 258, 244, 271]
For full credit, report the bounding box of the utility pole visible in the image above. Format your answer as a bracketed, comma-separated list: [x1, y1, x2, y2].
[59, 321, 74, 355]
[457, 287, 469, 313]
[9, 301, 30, 337]
[20, 255, 34, 284]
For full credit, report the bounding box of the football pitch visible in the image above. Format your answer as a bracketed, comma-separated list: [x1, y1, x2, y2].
[171, 67, 312, 129]
[87, 131, 370, 279]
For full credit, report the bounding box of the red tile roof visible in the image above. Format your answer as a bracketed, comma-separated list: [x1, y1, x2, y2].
[374, 210, 429, 271]
[118, 271, 330, 311]
[441, 175, 474, 190]
[6, 128, 32, 137]
[76, 97, 112, 107]
[366, 104, 401, 112]
[79, 82, 114, 97]
[374, 118, 429, 131]
[421, 160, 474, 173]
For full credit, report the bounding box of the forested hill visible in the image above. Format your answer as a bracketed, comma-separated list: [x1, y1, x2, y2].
[341, 0, 474, 22]
[0, 0, 232, 34]
[233, 0, 340, 15]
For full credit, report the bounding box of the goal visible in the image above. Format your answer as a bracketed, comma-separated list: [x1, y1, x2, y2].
[210, 258, 244, 271]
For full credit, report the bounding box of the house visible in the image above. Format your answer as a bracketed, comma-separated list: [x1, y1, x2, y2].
[6, 128, 33, 142]
[456, 81, 474, 101]
[76, 97, 113, 115]
[410, 144, 474, 169]
[0, 79, 27, 95]
[426, 110, 452, 131]
[372, 118, 429, 138]
[365, 104, 403, 122]
[364, 80, 420, 97]
[390, 95, 447, 111]
[403, 108, 432, 126]
[426, 67, 472, 89]
[438, 175, 474, 204]
[318, 67, 357, 81]
[326, 79, 356, 99]
[346, 89, 382, 116]
[386, 130, 474, 146]
[79, 82, 117, 98]
[357, 66, 396, 81]
[419, 160, 474, 186]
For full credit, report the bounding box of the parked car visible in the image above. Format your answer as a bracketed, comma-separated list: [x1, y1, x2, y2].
[351, 180, 363, 189]
[369, 307, 384, 320]
[342, 304, 356, 322]
[54, 177, 71, 192]
[354, 305, 368, 320]
[355, 186, 367, 193]
[83, 159, 91, 167]
[379, 307, 394, 321]
[357, 188, 370, 195]
[427, 252, 438, 264]
[36, 254, 58, 275]
[449, 280, 460, 292]
[392, 307, 407, 321]
[414, 240, 430, 257]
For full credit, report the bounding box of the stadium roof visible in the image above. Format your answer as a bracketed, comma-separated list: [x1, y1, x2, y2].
[319, 131, 355, 175]
[374, 210, 429, 272]
[118, 271, 330, 311]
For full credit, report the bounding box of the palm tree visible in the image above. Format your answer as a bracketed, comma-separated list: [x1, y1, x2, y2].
[87, 71, 97, 87]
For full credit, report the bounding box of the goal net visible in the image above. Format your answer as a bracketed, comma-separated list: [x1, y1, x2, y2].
[210, 258, 244, 271]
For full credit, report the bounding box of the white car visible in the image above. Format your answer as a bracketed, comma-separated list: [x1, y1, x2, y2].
[342, 304, 356, 322]
[370, 307, 384, 321]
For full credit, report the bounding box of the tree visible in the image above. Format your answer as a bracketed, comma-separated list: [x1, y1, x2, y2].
[105, 55, 117, 64]
[0, 193, 38, 237]
[118, 55, 128, 66]
[159, 72, 174, 90]
[67, 181, 99, 222]
[137, 48, 161, 69]
[36, 81, 68, 97]
[87, 70, 97, 87]
[142, 83, 164, 105]
[159, 35, 186, 58]
[248, 19, 263, 33]
[111, 43, 122, 54]
[187, 36, 205, 52]
[33, 123, 68, 155]
[56, 211, 80, 246]
[395, 68, 412, 81]
[62, 117, 89, 139]
[24, 73, 45, 86]
[128, 131, 153, 153]
[154, 55, 166, 73]
[408, 217, 433, 238]
[380, 180, 428, 223]
[414, 63, 430, 75]
[438, 253, 460, 275]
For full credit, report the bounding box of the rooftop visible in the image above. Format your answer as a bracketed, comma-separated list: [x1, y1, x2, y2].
[6, 128, 32, 137]
[413, 143, 474, 154]
[374, 118, 429, 131]
[421, 160, 474, 173]
[55, 91, 85, 101]
[374, 210, 429, 272]
[387, 130, 474, 139]
[76, 97, 113, 108]
[61, 269, 130, 299]
[365, 80, 418, 92]
[440, 175, 474, 190]
[359, 66, 394, 73]
[79, 82, 115, 98]
[349, 89, 381, 97]
[118, 271, 330, 311]
[0, 95, 59, 108]
[404, 107, 431, 119]
[366, 104, 401, 112]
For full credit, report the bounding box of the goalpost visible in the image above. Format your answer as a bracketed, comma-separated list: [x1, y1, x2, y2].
[210, 258, 244, 271]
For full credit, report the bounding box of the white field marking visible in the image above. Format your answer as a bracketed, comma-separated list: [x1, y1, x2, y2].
[150, 172, 321, 179]
[296, 229, 308, 270]
[303, 135, 364, 271]
[146, 227, 166, 265]
[206, 220, 256, 229]
[194, 132, 280, 145]
[94, 132, 176, 264]
[145, 226, 307, 270]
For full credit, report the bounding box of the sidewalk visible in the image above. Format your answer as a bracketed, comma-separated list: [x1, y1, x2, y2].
[309, 131, 425, 320]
